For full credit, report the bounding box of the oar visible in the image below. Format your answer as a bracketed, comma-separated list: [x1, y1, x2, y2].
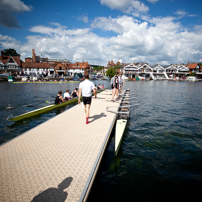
[26, 100, 53, 107]
[46, 101, 55, 105]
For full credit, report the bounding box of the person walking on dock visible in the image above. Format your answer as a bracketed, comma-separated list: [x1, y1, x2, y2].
[78, 73, 97, 124]
[118, 74, 124, 93]
[110, 75, 116, 102]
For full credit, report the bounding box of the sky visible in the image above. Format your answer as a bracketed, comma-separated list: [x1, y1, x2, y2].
[0, 0, 202, 66]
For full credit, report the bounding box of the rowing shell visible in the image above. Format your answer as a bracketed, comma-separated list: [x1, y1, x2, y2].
[8, 97, 78, 121]
[115, 119, 127, 156]
[106, 89, 130, 156]
[9, 88, 105, 122]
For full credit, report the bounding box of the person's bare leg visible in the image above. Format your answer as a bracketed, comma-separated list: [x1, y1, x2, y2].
[85, 104, 91, 124]
[84, 105, 87, 114]
[115, 88, 119, 99]
[86, 104, 90, 117]
[111, 88, 115, 101]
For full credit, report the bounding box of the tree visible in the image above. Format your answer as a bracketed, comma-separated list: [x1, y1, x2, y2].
[93, 66, 104, 72]
[114, 64, 122, 70]
[188, 72, 196, 76]
[106, 67, 116, 77]
[3, 48, 19, 56]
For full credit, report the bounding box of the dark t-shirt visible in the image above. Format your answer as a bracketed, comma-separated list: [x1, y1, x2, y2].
[55, 95, 60, 104]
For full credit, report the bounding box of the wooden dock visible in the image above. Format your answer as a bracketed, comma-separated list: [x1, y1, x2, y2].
[0, 89, 120, 202]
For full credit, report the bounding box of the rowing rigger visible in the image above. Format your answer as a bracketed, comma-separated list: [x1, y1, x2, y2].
[106, 89, 130, 156]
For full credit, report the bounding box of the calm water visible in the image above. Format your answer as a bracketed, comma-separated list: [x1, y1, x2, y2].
[0, 80, 110, 145]
[87, 81, 202, 202]
[0, 80, 202, 201]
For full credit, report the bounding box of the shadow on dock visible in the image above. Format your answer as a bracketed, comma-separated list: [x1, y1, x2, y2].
[31, 177, 73, 202]
[89, 112, 107, 123]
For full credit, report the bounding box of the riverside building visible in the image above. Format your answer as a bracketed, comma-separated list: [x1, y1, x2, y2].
[0, 50, 22, 75]
[22, 49, 91, 77]
[122, 62, 202, 80]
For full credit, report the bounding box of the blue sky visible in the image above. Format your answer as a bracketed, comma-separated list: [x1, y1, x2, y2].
[0, 0, 202, 65]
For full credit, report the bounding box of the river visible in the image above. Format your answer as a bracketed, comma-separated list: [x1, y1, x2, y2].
[0, 80, 202, 201]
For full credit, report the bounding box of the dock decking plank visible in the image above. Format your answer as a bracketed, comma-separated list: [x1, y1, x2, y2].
[0, 90, 120, 202]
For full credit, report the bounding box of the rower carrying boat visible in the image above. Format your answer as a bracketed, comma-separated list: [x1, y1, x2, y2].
[106, 89, 130, 156]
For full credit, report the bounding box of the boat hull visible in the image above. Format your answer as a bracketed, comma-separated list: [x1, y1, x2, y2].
[9, 89, 105, 122]
[9, 98, 78, 121]
[115, 119, 127, 156]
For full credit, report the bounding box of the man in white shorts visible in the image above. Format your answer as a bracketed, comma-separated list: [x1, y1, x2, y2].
[78, 73, 97, 124]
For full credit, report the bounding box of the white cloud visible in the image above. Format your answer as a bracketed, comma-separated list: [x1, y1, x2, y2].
[0, 0, 32, 28]
[29, 23, 90, 36]
[91, 16, 123, 33]
[100, 0, 132, 10]
[175, 9, 197, 19]
[100, 0, 149, 15]
[0, 34, 21, 49]
[175, 10, 187, 17]
[1, 16, 202, 66]
[77, 14, 89, 23]
[0, 0, 31, 12]
[147, 0, 158, 3]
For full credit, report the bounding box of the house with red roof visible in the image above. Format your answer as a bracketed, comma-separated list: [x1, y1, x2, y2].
[186, 62, 200, 74]
[66, 60, 91, 76]
[0, 50, 22, 75]
[185, 62, 202, 79]
[22, 49, 91, 77]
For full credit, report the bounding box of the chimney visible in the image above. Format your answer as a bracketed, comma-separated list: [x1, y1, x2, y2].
[32, 49, 36, 62]
[1, 50, 4, 60]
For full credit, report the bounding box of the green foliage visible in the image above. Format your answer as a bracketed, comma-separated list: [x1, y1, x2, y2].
[106, 67, 116, 77]
[114, 64, 122, 70]
[93, 66, 104, 71]
[188, 72, 196, 76]
[3, 48, 18, 56]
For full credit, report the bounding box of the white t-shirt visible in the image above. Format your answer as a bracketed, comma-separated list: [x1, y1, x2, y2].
[64, 92, 70, 98]
[79, 79, 95, 97]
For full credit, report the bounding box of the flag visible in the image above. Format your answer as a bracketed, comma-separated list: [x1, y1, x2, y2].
[200, 59, 202, 62]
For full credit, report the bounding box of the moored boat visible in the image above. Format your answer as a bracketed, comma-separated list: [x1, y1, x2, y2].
[8, 88, 105, 122]
[8, 97, 78, 121]
[106, 89, 130, 155]
[115, 119, 127, 155]
[186, 76, 198, 81]
[8, 76, 15, 82]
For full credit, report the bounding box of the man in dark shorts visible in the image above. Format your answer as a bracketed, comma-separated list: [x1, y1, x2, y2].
[78, 73, 97, 124]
